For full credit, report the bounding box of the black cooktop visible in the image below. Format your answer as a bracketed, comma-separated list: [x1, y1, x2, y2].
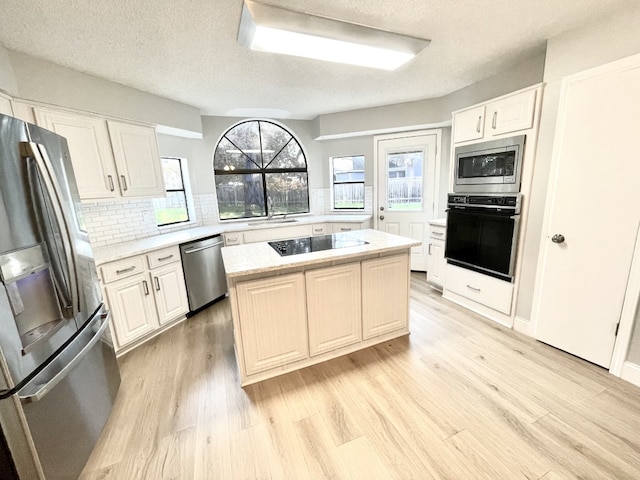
[269, 234, 368, 256]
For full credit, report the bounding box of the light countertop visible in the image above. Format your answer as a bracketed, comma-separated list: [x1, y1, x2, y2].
[221, 229, 420, 278]
[93, 214, 371, 264]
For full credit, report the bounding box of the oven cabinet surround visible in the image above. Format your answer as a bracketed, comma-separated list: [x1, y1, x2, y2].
[222, 229, 418, 386]
[426, 219, 446, 289]
[14, 103, 165, 201]
[446, 83, 544, 328]
[100, 246, 189, 355]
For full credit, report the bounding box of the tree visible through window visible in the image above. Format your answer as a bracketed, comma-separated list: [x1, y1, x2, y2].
[331, 155, 365, 209]
[213, 120, 309, 220]
[154, 157, 190, 226]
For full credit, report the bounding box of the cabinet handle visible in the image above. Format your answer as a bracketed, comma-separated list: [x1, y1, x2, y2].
[154, 277, 160, 291]
[476, 116, 481, 133]
[492, 111, 497, 129]
[157, 254, 174, 261]
[107, 175, 115, 191]
[116, 266, 136, 274]
[432, 231, 444, 236]
[466, 284, 481, 292]
[120, 175, 128, 191]
[143, 280, 149, 295]
[341, 228, 351, 231]
[428, 244, 432, 255]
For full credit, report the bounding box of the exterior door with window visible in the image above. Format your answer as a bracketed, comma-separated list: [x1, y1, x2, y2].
[375, 131, 440, 271]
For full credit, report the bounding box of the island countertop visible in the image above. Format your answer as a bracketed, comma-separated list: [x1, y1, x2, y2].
[221, 229, 420, 278]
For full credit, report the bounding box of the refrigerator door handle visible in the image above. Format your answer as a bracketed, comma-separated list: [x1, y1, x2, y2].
[18, 312, 110, 404]
[21, 141, 80, 318]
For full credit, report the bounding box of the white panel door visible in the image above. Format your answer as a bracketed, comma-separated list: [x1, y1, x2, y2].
[533, 56, 640, 368]
[375, 131, 439, 271]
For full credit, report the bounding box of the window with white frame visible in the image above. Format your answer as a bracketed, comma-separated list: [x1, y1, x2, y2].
[331, 155, 365, 210]
[153, 157, 193, 226]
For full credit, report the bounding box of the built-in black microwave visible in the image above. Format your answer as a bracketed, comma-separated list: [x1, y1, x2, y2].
[453, 135, 525, 193]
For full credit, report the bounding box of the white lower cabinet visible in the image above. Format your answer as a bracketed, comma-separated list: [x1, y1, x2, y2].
[102, 246, 188, 351]
[427, 222, 446, 289]
[445, 264, 513, 315]
[236, 273, 308, 375]
[306, 263, 361, 356]
[362, 254, 409, 339]
[105, 273, 158, 346]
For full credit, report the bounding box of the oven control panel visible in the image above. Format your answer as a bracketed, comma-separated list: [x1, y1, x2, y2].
[448, 193, 520, 213]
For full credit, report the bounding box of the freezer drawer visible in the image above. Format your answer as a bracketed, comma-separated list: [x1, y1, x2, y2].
[180, 236, 227, 313]
[18, 309, 120, 480]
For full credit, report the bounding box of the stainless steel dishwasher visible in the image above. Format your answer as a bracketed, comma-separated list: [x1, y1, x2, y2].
[180, 235, 227, 314]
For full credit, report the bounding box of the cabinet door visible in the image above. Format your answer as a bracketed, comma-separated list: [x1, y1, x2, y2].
[362, 254, 409, 339]
[236, 273, 308, 375]
[453, 106, 485, 143]
[427, 239, 445, 287]
[306, 264, 361, 356]
[34, 108, 118, 200]
[0, 95, 13, 116]
[486, 90, 536, 136]
[150, 263, 189, 325]
[107, 121, 165, 198]
[105, 274, 158, 346]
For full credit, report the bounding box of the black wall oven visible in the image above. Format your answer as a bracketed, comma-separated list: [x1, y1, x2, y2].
[445, 194, 521, 282]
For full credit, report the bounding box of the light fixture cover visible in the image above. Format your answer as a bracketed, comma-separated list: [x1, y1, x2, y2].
[237, 0, 430, 70]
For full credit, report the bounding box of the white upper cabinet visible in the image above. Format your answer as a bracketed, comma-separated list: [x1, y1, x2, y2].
[34, 108, 119, 199]
[453, 88, 538, 144]
[33, 107, 165, 201]
[0, 94, 13, 116]
[107, 121, 165, 198]
[452, 105, 485, 143]
[486, 89, 537, 136]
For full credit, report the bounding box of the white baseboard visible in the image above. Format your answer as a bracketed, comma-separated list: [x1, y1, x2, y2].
[621, 361, 640, 388]
[513, 316, 533, 336]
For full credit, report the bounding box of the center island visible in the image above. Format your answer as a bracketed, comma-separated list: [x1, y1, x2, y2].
[221, 229, 421, 386]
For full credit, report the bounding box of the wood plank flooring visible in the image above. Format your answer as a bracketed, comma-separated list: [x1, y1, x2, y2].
[80, 273, 640, 480]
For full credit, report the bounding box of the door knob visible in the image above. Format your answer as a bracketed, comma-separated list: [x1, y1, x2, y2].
[379, 215, 385, 220]
[380, 206, 385, 211]
[551, 234, 565, 244]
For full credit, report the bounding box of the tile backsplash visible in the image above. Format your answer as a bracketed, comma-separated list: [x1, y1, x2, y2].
[82, 187, 373, 247]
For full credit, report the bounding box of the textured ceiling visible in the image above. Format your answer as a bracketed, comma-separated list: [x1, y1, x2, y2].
[0, 0, 634, 119]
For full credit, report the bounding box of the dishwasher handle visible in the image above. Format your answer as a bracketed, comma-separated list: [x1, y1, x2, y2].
[183, 241, 223, 255]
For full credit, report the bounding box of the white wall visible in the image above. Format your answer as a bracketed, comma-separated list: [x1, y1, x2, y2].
[516, 4, 640, 323]
[2, 50, 202, 135]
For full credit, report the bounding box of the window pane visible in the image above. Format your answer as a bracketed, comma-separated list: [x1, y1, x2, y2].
[161, 158, 184, 189]
[154, 192, 188, 225]
[334, 183, 364, 209]
[260, 121, 292, 166]
[265, 172, 308, 215]
[267, 141, 306, 169]
[214, 137, 260, 171]
[215, 173, 265, 219]
[333, 155, 365, 183]
[387, 151, 423, 211]
[225, 121, 262, 163]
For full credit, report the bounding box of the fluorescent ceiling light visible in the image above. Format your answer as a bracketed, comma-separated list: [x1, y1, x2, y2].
[237, 0, 430, 71]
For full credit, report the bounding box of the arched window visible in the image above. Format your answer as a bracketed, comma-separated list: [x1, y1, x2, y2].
[213, 120, 309, 220]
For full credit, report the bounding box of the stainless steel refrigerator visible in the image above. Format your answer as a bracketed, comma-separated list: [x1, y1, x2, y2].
[0, 113, 120, 479]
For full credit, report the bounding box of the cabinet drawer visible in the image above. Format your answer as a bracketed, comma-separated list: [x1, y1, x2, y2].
[224, 232, 244, 246]
[445, 264, 513, 314]
[101, 256, 146, 284]
[147, 246, 180, 269]
[331, 223, 357, 233]
[429, 224, 446, 240]
[311, 224, 327, 236]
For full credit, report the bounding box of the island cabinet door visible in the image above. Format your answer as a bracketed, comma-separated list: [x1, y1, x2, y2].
[362, 254, 410, 339]
[306, 264, 362, 356]
[236, 273, 309, 375]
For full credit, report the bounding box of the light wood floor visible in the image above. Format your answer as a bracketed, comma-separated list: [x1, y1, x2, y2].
[80, 273, 640, 480]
